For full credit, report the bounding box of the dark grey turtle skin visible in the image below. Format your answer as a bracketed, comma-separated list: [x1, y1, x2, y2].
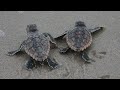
[56, 21, 104, 63]
[7, 24, 59, 70]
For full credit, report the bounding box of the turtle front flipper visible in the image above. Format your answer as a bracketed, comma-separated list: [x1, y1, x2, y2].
[89, 27, 104, 33]
[7, 41, 25, 56]
[43, 33, 55, 42]
[59, 47, 70, 54]
[46, 57, 59, 70]
[81, 51, 95, 63]
[54, 31, 68, 39]
[42, 33, 58, 48]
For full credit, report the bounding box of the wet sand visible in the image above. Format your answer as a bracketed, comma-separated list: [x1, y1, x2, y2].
[0, 11, 120, 79]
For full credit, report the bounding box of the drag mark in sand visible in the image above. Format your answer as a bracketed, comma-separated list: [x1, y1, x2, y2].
[0, 30, 5, 37]
[99, 75, 110, 79]
[91, 50, 107, 59]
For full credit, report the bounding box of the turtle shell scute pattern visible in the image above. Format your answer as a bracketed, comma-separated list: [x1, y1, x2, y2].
[24, 34, 50, 61]
[66, 27, 92, 51]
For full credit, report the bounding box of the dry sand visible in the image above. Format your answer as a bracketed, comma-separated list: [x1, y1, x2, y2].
[0, 11, 120, 79]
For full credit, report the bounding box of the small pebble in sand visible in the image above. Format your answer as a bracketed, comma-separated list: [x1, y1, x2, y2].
[0, 30, 5, 37]
[99, 51, 107, 55]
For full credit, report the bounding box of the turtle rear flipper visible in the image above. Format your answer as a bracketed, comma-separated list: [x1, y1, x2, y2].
[89, 27, 104, 33]
[46, 57, 59, 70]
[24, 57, 44, 70]
[24, 57, 37, 70]
[81, 51, 95, 63]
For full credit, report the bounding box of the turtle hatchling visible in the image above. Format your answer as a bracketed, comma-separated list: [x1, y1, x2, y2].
[56, 21, 104, 63]
[7, 24, 59, 70]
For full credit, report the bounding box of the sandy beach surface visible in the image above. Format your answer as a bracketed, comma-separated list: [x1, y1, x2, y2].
[0, 11, 120, 79]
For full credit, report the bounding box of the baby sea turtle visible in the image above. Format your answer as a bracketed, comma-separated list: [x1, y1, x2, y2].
[56, 21, 104, 63]
[7, 24, 59, 70]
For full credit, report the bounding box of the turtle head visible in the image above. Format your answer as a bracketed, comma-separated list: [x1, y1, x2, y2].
[26, 24, 39, 37]
[26, 24, 38, 33]
[75, 21, 86, 27]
